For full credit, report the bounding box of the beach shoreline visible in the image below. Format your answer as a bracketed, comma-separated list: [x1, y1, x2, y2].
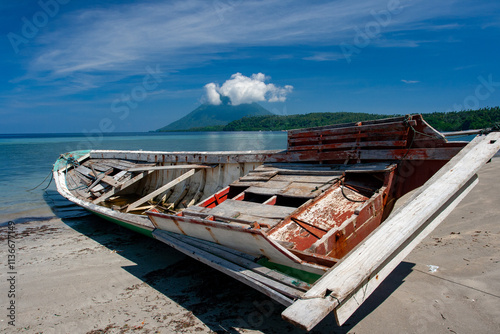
[1, 158, 499, 333]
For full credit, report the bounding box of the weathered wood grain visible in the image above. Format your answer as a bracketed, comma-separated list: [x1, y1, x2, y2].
[93, 170, 154, 204]
[126, 169, 198, 212]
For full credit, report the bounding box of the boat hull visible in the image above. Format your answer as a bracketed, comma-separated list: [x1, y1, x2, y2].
[51, 114, 500, 331]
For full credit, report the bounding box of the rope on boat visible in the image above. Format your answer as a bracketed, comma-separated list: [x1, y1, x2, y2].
[340, 179, 368, 203]
[27, 170, 54, 192]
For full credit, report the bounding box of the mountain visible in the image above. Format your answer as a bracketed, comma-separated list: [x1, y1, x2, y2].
[157, 99, 273, 131]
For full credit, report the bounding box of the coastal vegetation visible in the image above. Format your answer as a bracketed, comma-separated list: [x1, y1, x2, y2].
[181, 107, 500, 132]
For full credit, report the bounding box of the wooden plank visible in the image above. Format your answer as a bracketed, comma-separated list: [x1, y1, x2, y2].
[288, 118, 409, 138]
[183, 207, 280, 228]
[288, 130, 409, 145]
[93, 170, 154, 204]
[245, 186, 285, 196]
[97, 159, 137, 171]
[152, 230, 297, 305]
[288, 140, 408, 152]
[233, 180, 290, 190]
[261, 162, 393, 172]
[88, 171, 107, 190]
[240, 171, 278, 181]
[281, 132, 500, 330]
[126, 169, 198, 212]
[253, 167, 344, 176]
[86, 162, 113, 172]
[167, 233, 311, 292]
[208, 199, 296, 220]
[244, 182, 329, 199]
[272, 174, 339, 184]
[76, 165, 121, 187]
[128, 164, 216, 172]
[287, 146, 464, 162]
[443, 129, 483, 137]
[280, 182, 331, 198]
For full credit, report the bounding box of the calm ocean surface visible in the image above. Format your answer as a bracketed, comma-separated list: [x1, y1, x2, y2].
[0, 131, 287, 223]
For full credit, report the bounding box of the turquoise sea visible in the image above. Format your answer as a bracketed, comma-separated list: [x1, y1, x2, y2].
[0, 131, 287, 223]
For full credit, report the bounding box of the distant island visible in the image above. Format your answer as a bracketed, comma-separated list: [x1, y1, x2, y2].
[157, 96, 272, 131]
[157, 105, 500, 133]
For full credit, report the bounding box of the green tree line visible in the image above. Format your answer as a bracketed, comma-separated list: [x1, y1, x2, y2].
[186, 107, 500, 132]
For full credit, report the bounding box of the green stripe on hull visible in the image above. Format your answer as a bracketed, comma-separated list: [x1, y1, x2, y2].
[91, 212, 319, 282]
[92, 211, 153, 237]
[257, 257, 322, 284]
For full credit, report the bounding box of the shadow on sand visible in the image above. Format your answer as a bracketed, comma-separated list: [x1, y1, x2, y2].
[43, 189, 413, 333]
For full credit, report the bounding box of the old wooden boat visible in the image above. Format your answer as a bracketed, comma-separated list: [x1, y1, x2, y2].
[53, 115, 500, 330]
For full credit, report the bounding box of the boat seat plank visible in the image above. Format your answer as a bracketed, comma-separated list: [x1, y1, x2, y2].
[230, 214, 281, 227]
[235, 180, 290, 189]
[240, 171, 278, 181]
[207, 199, 296, 220]
[243, 182, 329, 199]
[272, 174, 339, 184]
[279, 182, 331, 198]
[270, 169, 344, 176]
[181, 210, 278, 228]
[126, 169, 198, 212]
[183, 204, 282, 228]
[244, 186, 286, 196]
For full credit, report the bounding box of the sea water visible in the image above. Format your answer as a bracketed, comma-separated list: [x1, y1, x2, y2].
[0, 132, 287, 223]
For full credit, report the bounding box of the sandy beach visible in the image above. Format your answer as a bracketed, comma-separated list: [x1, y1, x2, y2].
[1, 158, 499, 334]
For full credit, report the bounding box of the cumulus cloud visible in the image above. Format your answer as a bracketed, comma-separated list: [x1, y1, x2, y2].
[204, 82, 222, 105]
[204, 73, 293, 105]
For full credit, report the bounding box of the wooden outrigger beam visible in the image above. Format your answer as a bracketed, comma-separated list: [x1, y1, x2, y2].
[153, 230, 300, 306]
[282, 132, 500, 330]
[126, 168, 198, 212]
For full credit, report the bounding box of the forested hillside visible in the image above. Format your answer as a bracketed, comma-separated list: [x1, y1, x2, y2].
[187, 107, 500, 132]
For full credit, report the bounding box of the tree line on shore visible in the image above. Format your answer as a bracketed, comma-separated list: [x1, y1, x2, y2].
[183, 106, 500, 132]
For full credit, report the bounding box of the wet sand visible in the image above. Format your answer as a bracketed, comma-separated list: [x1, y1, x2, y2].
[1, 158, 499, 334]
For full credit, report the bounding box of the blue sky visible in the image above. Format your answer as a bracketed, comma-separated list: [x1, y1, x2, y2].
[1, 0, 500, 133]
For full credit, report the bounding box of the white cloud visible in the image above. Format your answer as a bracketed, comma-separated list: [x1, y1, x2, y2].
[205, 73, 293, 105]
[401, 79, 420, 84]
[204, 83, 222, 105]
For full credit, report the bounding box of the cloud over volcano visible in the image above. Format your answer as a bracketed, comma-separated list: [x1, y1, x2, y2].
[204, 73, 293, 105]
